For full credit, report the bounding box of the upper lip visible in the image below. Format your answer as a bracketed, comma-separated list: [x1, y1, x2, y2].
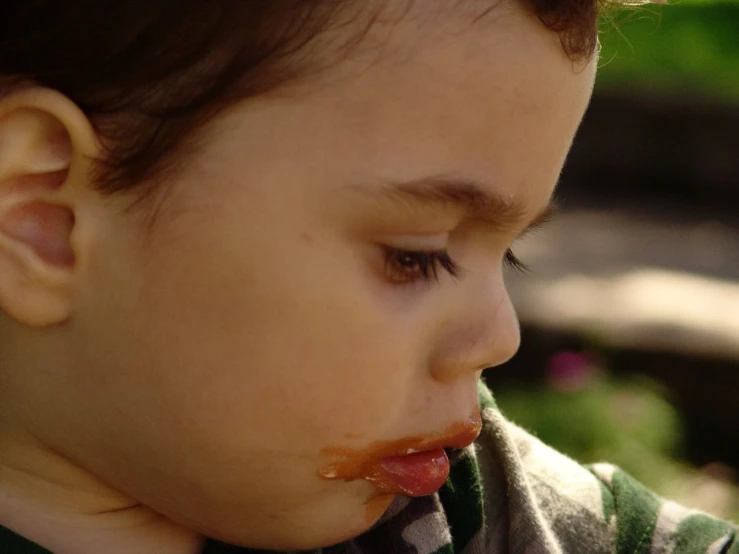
[382, 414, 483, 458]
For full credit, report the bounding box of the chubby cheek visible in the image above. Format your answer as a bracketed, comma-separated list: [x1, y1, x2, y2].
[132, 222, 421, 458]
[80, 225, 422, 549]
[221, 291, 416, 447]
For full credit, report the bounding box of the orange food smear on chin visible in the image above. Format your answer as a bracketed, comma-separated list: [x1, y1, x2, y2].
[364, 494, 395, 524]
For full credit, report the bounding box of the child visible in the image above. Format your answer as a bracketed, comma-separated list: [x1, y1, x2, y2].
[0, 1, 734, 553]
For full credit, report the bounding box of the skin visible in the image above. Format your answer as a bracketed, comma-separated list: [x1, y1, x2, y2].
[0, 1, 596, 552]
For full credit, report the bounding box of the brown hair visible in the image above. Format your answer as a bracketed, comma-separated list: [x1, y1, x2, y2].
[0, 0, 624, 199]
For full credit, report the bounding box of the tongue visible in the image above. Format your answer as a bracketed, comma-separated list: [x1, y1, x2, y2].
[373, 448, 450, 497]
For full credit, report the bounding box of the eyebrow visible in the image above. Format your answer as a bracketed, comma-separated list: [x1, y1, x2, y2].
[345, 175, 558, 233]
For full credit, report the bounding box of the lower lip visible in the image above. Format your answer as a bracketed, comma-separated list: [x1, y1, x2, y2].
[371, 448, 450, 497]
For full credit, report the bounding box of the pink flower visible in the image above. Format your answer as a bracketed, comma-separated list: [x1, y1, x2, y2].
[546, 351, 599, 393]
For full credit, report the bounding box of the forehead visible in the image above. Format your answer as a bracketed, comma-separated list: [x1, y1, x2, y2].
[292, 3, 593, 194]
[189, 0, 596, 223]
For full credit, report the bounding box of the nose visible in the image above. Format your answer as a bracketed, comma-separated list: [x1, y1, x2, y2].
[428, 274, 521, 383]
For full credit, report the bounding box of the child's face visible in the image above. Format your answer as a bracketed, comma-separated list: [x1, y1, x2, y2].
[21, 2, 595, 549]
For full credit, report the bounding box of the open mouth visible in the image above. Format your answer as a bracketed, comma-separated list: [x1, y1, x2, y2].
[318, 415, 482, 497]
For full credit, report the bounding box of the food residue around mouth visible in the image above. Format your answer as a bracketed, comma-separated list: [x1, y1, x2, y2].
[317, 413, 482, 509]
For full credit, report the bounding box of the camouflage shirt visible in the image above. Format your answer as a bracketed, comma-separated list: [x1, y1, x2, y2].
[2, 381, 737, 554]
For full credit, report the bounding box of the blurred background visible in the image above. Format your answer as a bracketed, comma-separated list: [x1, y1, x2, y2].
[483, 0, 739, 520]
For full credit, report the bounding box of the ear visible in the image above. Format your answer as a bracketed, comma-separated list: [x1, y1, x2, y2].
[0, 88, 100, 327]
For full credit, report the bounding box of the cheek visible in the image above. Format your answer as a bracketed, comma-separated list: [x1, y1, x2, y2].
[125, 217, 421, 449]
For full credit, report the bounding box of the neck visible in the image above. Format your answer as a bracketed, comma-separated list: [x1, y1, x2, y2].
[0, 432, 203, 554]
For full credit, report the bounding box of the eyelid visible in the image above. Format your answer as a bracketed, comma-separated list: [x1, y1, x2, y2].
[379, 233, 450, 250]
[381, 246, 462, 285]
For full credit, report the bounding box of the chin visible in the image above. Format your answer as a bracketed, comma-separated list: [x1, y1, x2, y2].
[210, 522, 371, 551]
[201, 493, 395, 551]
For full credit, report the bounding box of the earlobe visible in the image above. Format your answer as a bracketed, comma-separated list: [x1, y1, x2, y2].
[0, 88, 99, 327]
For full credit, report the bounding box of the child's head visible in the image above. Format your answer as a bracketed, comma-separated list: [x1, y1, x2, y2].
[1, 0, 600, 549]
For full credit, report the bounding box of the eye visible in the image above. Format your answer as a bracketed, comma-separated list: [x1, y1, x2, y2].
[504, 249, 530, 274]
[382, 246, 530, 285]
[382, 247, 461, 285]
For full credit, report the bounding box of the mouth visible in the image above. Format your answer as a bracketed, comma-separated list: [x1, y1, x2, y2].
[370, 448, 451, 497]
[318, 415, 482, 497]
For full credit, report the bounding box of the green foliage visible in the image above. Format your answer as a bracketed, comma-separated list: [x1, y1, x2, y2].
[598, 3, 739, 103]
[495, 371, 685, 491]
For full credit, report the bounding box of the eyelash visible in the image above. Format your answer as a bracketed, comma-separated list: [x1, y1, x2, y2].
[382, 247, 529, 285]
